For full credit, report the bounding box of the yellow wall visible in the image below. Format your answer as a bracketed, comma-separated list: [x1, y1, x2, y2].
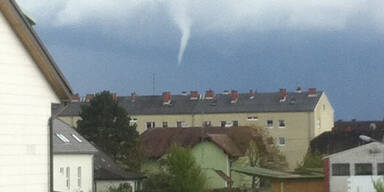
[59, 116, 82, 128]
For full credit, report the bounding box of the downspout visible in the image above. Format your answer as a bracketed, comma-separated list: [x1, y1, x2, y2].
[49, 117, 53, 192]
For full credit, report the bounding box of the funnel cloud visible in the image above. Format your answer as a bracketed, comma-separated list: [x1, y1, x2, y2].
[168, 0, 191, 65]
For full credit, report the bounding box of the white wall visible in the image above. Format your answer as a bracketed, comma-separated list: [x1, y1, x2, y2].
[53, 154, 93, 192]
[328, 143, 384, 192]
[348, 176, 382, 192]
[0, 12, 60, 192]
[95, 180, 136, 192]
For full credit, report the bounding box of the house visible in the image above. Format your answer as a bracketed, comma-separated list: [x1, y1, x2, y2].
[94, 149, 146, 192]
[233, 166, 324, 192]
[140, 127, 242, 189]
[52, 119, 98, 192]
[0, 1, 73, 191]
[323, 142, 384, 192]
[310, 120, 384, 155]
[59, 88, 334, 169]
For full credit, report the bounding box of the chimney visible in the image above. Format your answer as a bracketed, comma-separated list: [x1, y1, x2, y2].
[308, 88, 317, 97]
[163, 92, 171, 105]
[223, 90, 230, 95]
[249, 89, 255, 99]
[279, 89, 287, 102]
[231, 90, 238, 103]
[296, 85, 302, 93]
[205, 90, 214, 99]
[112, 93, 117, 101]
[131, 92, 136, 102]
[85, 94, 94, 102]
[190, 91, 200, 100]
[72, 93, 80, 102]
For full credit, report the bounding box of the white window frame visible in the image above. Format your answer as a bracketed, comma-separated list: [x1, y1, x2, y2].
[66, 167, 70, 189]
[56, 133, 70, 143]
[77, 166, 82, 188]
[247, 116, 258, 121]
[278, 120, 286, 128]
[72, 134, 82, 142]
[266, 120, 273, 128]
[278, 137, 285, 146]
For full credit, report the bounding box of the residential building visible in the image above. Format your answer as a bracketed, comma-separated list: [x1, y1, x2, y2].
[323, 142, 384, 192]
[59, 88, 334, 169]
[0, 1, 73, 191]
[310, 120, 384, 155]
[52, 119, 97, 192]
[94, 149, 145, 192]
[140, 127, 242, 189]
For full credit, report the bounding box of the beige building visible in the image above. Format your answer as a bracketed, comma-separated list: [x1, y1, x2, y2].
[59, 88, 334, 169]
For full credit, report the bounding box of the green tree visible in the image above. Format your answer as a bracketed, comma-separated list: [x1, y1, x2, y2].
[295, 149, 324, 173]
[140, 173, 171, 192]
[77, 91, 140, 170]
[167, 145, 206, 192]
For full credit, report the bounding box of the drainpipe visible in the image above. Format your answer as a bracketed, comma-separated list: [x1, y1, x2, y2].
[49, 117, 53, 192]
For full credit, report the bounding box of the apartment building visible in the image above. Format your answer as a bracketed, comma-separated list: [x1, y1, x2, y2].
[58, 88, 334, 169]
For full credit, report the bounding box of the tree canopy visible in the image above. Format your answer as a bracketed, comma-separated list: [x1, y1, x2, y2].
[77, 91, 140, 170]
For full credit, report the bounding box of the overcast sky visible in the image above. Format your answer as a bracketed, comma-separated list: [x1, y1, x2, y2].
[17, 0, 384, 120]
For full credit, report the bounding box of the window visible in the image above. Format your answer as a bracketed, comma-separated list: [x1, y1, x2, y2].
[232, 120, 238, 127]
[278, 137, 285, 146]
[247, 116, 258, 121]
[266, 120, 273, 128]
[203, 121, 211, 127]
[66, 167, 70, 189]
[56, 133, 70, 143]
[162, 122, 168, 128]
[72, 134, 82, 143]
[332, 163, 350, 176]
[146, 122, 155, 129]
[59, 167, 64, 174]
[279, 120, 286, 128]
[176, 121, 187, 128]
[221, 121, 226, 127]
[378, 163, 384, 175]
[323, 104, 326, 111]
[77, 166, 82, 188]
[355, 163, 372, 175]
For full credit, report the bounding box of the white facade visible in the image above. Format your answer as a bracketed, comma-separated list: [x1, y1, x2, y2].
[95, 180, 137, 192]
[325, 142, 384, 192]
[0, 11, 60, 192]
[54, 154, 94, 192]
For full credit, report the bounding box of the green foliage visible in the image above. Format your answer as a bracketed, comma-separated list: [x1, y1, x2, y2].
[296, 150, 324, 172]
[77, 91, 140, 170]
[373, 177, 384, 192]
[167, 145, 206, 192]
[140, 173, 171, 192]
[108, 183, 132, 192]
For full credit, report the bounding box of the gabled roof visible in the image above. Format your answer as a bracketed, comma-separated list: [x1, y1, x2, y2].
[140, 127, 243, 158]
[58, 91, 323, 116]
[52, 119, 98, 154]
[0, 0, 72, 100]
[94, 149, 145, 181]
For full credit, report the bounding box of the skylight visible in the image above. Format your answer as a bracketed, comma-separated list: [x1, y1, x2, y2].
[56, 133, 70, 143]
[72, 134, 82, 143]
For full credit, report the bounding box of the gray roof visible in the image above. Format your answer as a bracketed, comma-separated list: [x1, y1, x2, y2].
[52, 119, 98, 154]
[94, 149, 145, 181]
[59, 91, 322, 116]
